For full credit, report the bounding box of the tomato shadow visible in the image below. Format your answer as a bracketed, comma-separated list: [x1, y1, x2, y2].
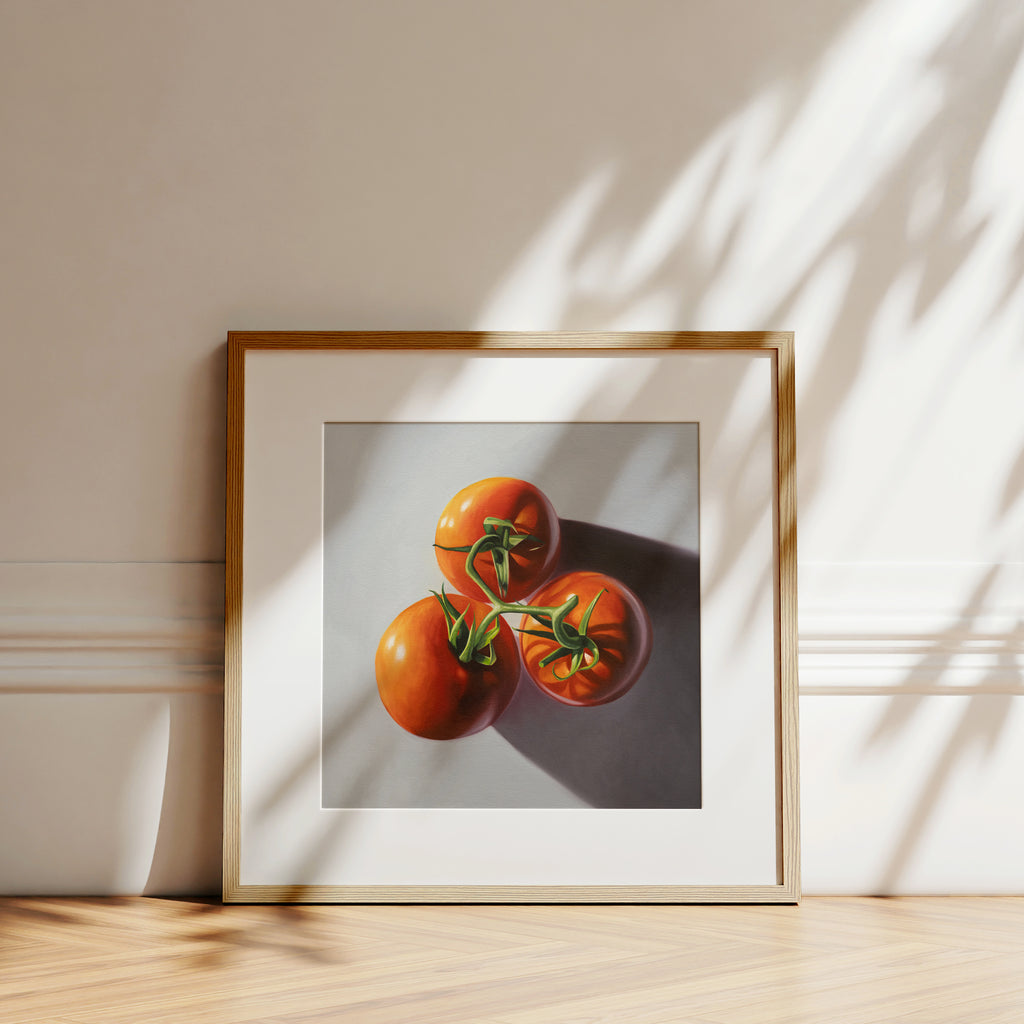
[494, 519, 700, 808]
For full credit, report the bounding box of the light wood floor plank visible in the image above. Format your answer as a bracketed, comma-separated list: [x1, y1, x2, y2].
[0, 897, 1021, 1024]
[7, 1012, 94, 1024]
[694, 953, 1020, 1024]
[8, 1019, 85, 1024]
[480, 942, 948, 1024]
[62, 939, 646, 1024]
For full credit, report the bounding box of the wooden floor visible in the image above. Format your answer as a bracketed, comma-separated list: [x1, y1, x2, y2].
[1, 897, 1022, 1023]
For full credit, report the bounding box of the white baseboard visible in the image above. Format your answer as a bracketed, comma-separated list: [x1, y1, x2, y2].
[1, 559, 1021, 894]
[3, 560, 1019, 695]
[0, 563, 225, 894]
[800, 692, 1024, 894]
[0, 562, 224, 693]
[799, 561, 1024, 693]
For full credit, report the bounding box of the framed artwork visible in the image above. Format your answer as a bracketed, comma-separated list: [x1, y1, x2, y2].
[224, 332, 799, 903]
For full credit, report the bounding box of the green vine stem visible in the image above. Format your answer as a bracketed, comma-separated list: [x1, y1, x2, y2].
[452, 531, 605, 677]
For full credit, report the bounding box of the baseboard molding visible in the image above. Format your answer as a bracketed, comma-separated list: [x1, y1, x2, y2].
[0, 562, 224, 694]
[799, 561, 1024, 693]
[0, 559, 1020, 895]
[1, 560, 1020, 695]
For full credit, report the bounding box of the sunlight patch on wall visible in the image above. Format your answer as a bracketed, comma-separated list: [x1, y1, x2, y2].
[474, 164, 617, 330]
[697, 0, 971, 326]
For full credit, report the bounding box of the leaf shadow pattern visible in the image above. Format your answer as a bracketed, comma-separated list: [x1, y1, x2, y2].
[152, 897, 345, 970]
[228, 0, 1024, 890]
[860, 562, 1024, 891]
[873, 692, 1015, 893]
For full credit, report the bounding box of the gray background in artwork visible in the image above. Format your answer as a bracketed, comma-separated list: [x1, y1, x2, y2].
[322, 422, 700, 809]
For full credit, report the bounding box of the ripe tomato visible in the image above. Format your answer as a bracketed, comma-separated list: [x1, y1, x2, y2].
[375, 593, 520, 740]
[434, 477, 560, 602]
[518, 571, 652, 706]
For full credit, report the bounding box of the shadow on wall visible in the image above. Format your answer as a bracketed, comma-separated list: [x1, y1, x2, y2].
[860, 562, 1023, 892]
[193, 0, 1023, 886]
[0, 691, 222, 897]
[143, 693, 223, 895]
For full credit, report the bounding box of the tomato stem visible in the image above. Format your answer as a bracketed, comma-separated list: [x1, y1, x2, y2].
[435, 517, 540, 600]
[431, 525, 606, 680]
[462, 534, 599, 663]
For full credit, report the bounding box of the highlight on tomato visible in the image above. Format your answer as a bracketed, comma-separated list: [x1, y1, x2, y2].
[434, 477, 560, 603]
[518, 571, 652, 707]
[375, 591, 520, 740]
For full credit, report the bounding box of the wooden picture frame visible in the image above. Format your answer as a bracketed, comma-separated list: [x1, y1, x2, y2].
[224, 331, 799, 903]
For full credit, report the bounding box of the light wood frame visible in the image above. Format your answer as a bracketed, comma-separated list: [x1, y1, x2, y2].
[224, 331, 799, 903]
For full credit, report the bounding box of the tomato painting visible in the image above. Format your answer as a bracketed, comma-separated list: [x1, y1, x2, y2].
[321, 421, 704, 812]
[375, 593, 520, 740]
[382, 476, 656, 736]
[519, 571, 653, 706]
[435, 477, 560, 603]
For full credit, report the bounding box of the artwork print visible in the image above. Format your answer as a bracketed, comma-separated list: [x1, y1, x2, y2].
[322, 422, 700, 810]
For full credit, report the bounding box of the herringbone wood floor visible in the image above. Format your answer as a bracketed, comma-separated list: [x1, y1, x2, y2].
[1, 897, 1022, 1023]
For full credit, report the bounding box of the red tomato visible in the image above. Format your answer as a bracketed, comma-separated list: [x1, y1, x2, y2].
[375, 594, 520, 740]
[518, 571, 652, 706]
[434, 477, 560, 602]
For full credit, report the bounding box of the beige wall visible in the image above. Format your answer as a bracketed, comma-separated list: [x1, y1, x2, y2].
[1, 0, 1021, 893]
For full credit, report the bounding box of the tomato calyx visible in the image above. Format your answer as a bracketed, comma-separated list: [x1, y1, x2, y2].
[430, 587, 504, 667]
[515, 588, 606, 680]
[518, 573, 653, 706]
[434, 517, 540, 600]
